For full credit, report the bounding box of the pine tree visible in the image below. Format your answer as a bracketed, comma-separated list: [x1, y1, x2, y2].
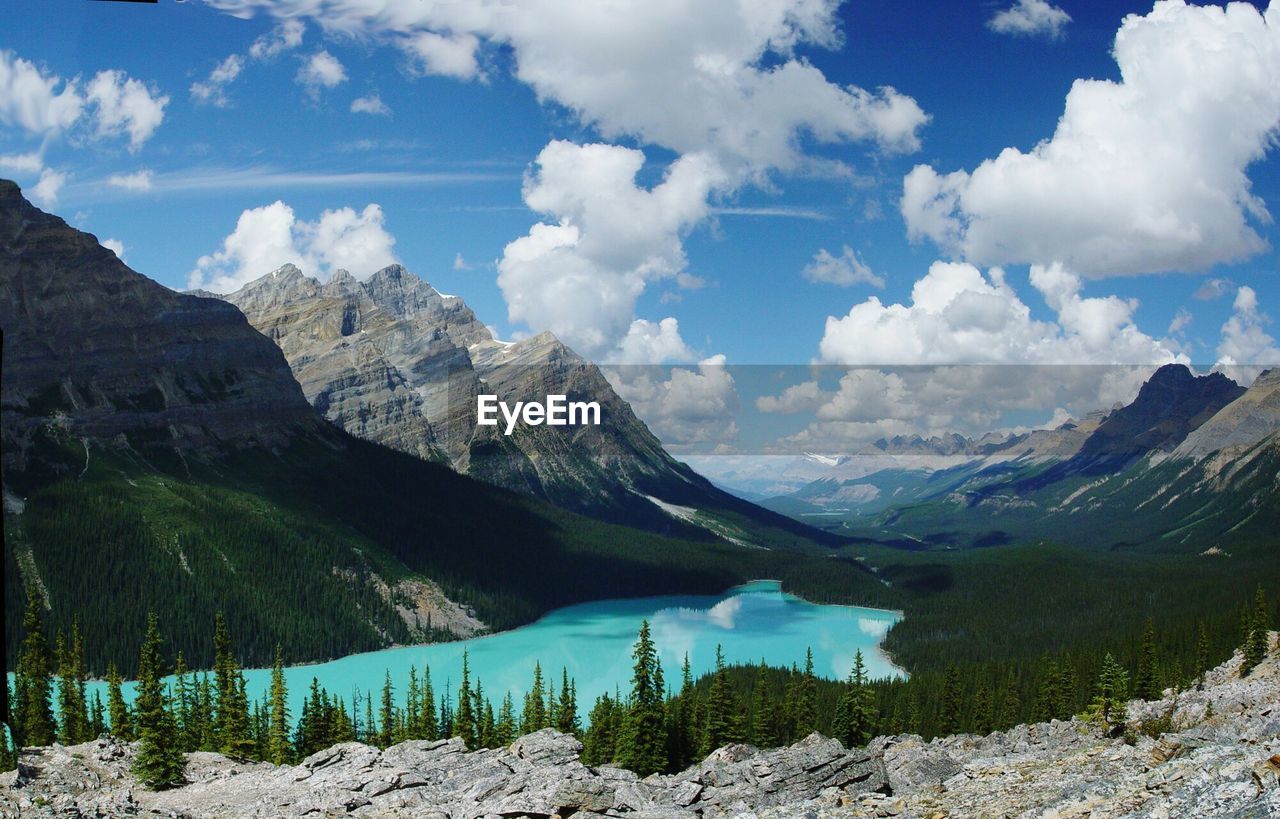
[1134, 618, 1161, 700]
[132, 613, 184, 789]
[833, 649, 876, 748]
[617, 620, 667, 775]
[404, 667, 420, 741]
[1194, 621, 1210, 687]
[89, 692, 106, 738]
[522, 662, 546, 733]
[172, 652, 194, 751]
[749, 661, 776, 749]
[496, 693, 516, 746]
[1086, 652, 1129, 737]
[379, 670, 395, 748]
[701, 645, 744, 755]
[1033, 657, 1060, 722]
[669, 654, 699, 768]
[793, 649, 818, 738]
[556, 669, 579, 735]
[211, 614, 254, 758]
[939, 665, 963, 736]
[971, 681, 993, 736]
[453, 651, 475, 748]
[106, 663, 133, 741]
[55, 620, 90, 745]
[1243, 586, 1271, 676]
[419, 666, 438, 740]
[14, 592, 56, 748]
[268, 645, 290, 765]
[582, 693, 619, 765]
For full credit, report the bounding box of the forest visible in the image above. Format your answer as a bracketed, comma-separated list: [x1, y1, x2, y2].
[4, 586, 1274, 788]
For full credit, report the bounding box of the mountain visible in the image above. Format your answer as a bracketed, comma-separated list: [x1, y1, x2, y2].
[0, 181, 874, 674]
[219, 262, 833, 545]
[1172, 368, 1280, 461]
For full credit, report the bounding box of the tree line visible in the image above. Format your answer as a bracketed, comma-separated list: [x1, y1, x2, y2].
[4, 587, 1274, 787]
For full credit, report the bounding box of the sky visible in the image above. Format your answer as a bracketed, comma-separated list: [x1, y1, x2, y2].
[3, 0, 1280, 453]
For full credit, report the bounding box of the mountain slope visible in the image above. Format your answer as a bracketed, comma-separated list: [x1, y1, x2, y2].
[0, 181, 879, 674]
[220, 263, 836, 546]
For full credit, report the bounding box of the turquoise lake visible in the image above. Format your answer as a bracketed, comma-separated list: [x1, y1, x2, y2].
[82, 581, 902, 723]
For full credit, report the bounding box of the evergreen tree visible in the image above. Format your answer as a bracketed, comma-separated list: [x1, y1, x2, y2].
[379, 671, 395, 748]
[55, 620, 90, 745]
[1086, 652, 1129, 737]
[522, 662, 546, 733]
[1194, 622, 1210, 687]
[971, 682, 993, 736]
[556, 668, 579, 735]
[14, 592, 56, 748]
[192, 673, 215, 751]
[582, 693, 619, 765]
[938, 665, 963, 736]
[453, 651, 475, 748]
[833, 649, 876, 748]
[1033, 657, 1060, 722]
[419, 666, 438, 740]
[1243, 586, 1271, 676]
[132, 613, 184, 789]
[89, 692, 106, 738]
[404, 667, 420, 742]
[793, 649, 818, 738]
[268, 645, 290, 765]
[1056, 660, 1077, 719]
[1134, 618, 1161, 700]
[701, 645, 744, 755]
[106, 663, 133, 741]
[211, 614, 253, 758]
[749, 661, 776, 749]
[496, 693, 516, 746]
[172, 652, 194, 751]
[617, 620, 667, 775]
[668, 654, 699, 768]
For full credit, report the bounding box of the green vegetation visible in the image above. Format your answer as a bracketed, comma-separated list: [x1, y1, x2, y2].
[4, 431, 885, 676]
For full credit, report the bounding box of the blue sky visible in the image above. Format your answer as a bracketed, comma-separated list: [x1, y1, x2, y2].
[3, 0, 1279, 450]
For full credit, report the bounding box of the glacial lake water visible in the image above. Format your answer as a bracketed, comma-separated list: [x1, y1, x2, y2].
[81, 580, 902, 724]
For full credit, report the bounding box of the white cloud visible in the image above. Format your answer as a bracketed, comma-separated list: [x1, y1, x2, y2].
[190, 54, 244, 107]
[350, 94, 390, 115]
[1194, 277, 1235, 301]
[904, 0, 1280, 277]
[402, 31, 480, 79]
[85, 70, 169, 151]
[202, 0, 928, 357]
[296, 50, 347, 97]
[101, 238, 125, 260]
[802, 245, 884, 288]
[819, 260, 1181, 366]
[988, 0, 1072, 40]
[30, 167, 68, 207]
[612, 317, 696, 364]
[606, 356, 739, 447]
[452, 252, 471, 270]
[188, 200, 399, 292]
[0, 151, 44, 173]
[1217, 285, 1280, 367]
[497, 141, 725, 358]
[1168, 308, 1192, 336]
[0, 51, 83, 137]
[249, 19, 305, 60]
[106, 169, 153, 191]
[755, 380, 828, 414]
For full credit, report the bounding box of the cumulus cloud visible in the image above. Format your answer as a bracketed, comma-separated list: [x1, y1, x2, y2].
[606, 356, 739, 448]
[1194, 277, 1236, 301]
[612, 317, 696, 364]
[819, 261, 1180, 366]
[85, 70, 169, 152]
[904, 0, 1280, 277]
[1217, 285, 1280, 367]
[452, 252, 472, 271]
[106, 169, 153, 191]
[192, 20, 305, 107]
[0, 151, 44, 173]
[202, 0, 928, 357]
[802, 245, 884, 288]
[350, 94, 390, 115]
[188, 200, 399, 293]
[296, 50, 347, 97]
[988, 0, 1072, 40]
[0, 51, 84, 137]
[755, 380, 828, 414]
[1168, 308, 1193, 336]
[497, 141, 725, 358]
[100, 238, 125, 260]
[30, 167, 68, 207]
[190, 55, 244, 107]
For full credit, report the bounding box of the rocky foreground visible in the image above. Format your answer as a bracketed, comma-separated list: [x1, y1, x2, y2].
[4, 639, 1278, 818]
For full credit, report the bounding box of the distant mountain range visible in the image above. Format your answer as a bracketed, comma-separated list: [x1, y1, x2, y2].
[0, 179, 863, 673]
[215, 263, 825, 542]
[720, 364, 1280, 552]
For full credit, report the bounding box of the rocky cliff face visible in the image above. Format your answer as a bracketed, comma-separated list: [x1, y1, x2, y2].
[1174, 368, 1280, 461]
[5, 637, 1277, 817]
[220, 264, 801, 535]
[0, 180, 325, 479]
